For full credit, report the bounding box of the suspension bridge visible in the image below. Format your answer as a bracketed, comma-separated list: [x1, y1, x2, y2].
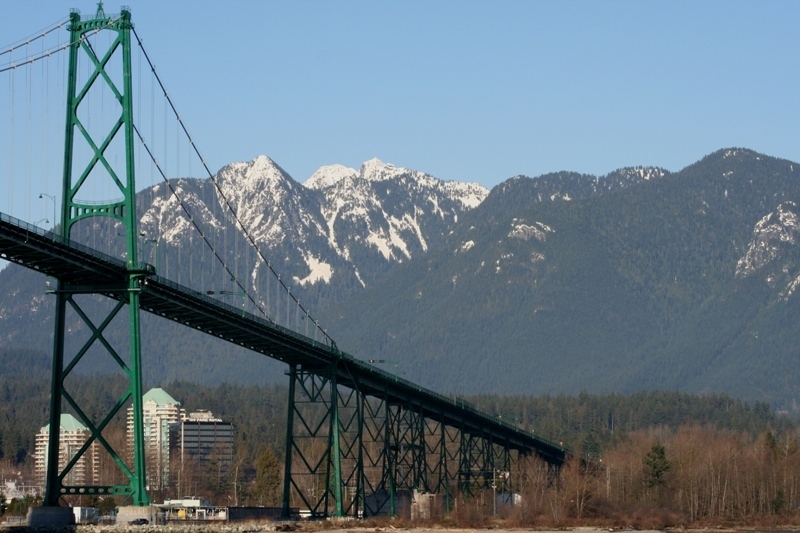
[0, 5, 567, 524]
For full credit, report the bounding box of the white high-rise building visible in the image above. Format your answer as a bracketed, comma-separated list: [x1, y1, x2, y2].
[34, 413, 98, 486]
[127, 388, 185, 490]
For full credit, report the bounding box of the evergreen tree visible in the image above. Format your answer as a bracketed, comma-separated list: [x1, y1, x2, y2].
[254, 447, 282, 506]
[643, 441, 670, 488]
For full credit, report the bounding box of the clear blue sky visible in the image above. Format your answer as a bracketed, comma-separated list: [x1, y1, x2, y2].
[3, 0, 800, 189]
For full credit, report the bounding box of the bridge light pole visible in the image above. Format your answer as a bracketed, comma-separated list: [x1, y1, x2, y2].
[39, 193, 56, 236]
[497, 413, 521, 427]
[492, 469, 496, 515]
[139, 232, 159, 273]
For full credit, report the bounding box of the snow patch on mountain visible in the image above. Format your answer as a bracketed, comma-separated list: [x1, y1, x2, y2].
[509, 221, 553, 242]
[550, 193, 572, 201]
[440, 181, 488, 209]
[367, 220, 411, 261]
[428, 196, 445, 218]
[457, 240, 475, 253]
[354, 269, 365, 288]
[305, 164, 358, 190]
[612, 167, 667, 182]
[293, 253, 334, 286]
[783, 274, 800, 299]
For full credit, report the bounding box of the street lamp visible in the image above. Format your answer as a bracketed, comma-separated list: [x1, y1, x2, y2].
[492, 470, 497, 515]
[39, 193, 56, 238]
[34, 218, 49, 227]
[492, 469, 509, 515]
[139, 232, 159, 273]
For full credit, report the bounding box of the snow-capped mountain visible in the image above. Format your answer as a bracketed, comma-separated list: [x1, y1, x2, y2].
[305, 158, 487, 286]
[135, 155, 488, 306]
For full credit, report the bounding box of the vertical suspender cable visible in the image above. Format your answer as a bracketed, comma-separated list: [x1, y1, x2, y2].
[266, 263, 271, 319]
[8, 68, 13, 216]
[137, 36, 142, 188]
[25, 47, 31, 223]
[42, 35, 48, 224]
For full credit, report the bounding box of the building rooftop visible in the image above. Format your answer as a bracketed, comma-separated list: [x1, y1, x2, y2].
[41, 413, 87, 433]
[185, 410, 222, 421]
[143, 387, 180, 406]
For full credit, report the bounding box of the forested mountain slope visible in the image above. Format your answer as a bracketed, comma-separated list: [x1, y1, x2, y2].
[321, 149, 800, 406]
[3, 148, 800, 407]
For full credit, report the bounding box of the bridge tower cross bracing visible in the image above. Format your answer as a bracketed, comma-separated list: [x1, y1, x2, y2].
[44, 4, 149, 507]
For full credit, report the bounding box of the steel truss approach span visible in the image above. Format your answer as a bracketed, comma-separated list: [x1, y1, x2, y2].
[0, 212, 568, 515]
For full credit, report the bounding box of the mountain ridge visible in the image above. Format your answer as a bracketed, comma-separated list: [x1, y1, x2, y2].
[3, 148, 800, 408]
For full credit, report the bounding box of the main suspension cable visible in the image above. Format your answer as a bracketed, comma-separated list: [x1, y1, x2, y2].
[131, 27, 335, 346]
[0, 19, 118, 74]
[0, 16, 69, 58]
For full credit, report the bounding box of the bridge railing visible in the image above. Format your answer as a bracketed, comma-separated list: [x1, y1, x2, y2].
[0, 211, 125, 267]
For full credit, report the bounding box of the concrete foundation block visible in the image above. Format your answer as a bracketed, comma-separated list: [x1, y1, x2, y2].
[27, 505, 75, 527]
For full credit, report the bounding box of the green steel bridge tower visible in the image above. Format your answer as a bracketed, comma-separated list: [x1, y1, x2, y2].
[44, 4, 149, 507]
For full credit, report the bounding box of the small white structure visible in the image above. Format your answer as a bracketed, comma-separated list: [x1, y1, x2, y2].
[3, 479, 42, 502]
[72, 506, 98, 524]
[163, 497, 210, 507]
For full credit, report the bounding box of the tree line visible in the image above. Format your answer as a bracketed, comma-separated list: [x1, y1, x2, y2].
[497, 425, 800, 528]
[1, 373, 797, 524]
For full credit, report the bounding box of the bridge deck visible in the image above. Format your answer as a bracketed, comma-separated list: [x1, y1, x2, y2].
[0, 212, 567, 465]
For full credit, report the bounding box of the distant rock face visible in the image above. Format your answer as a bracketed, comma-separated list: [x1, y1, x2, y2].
[508, 220, 553, 242]
[305, 158, 488, 285]
[736, 201, 800, 298]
